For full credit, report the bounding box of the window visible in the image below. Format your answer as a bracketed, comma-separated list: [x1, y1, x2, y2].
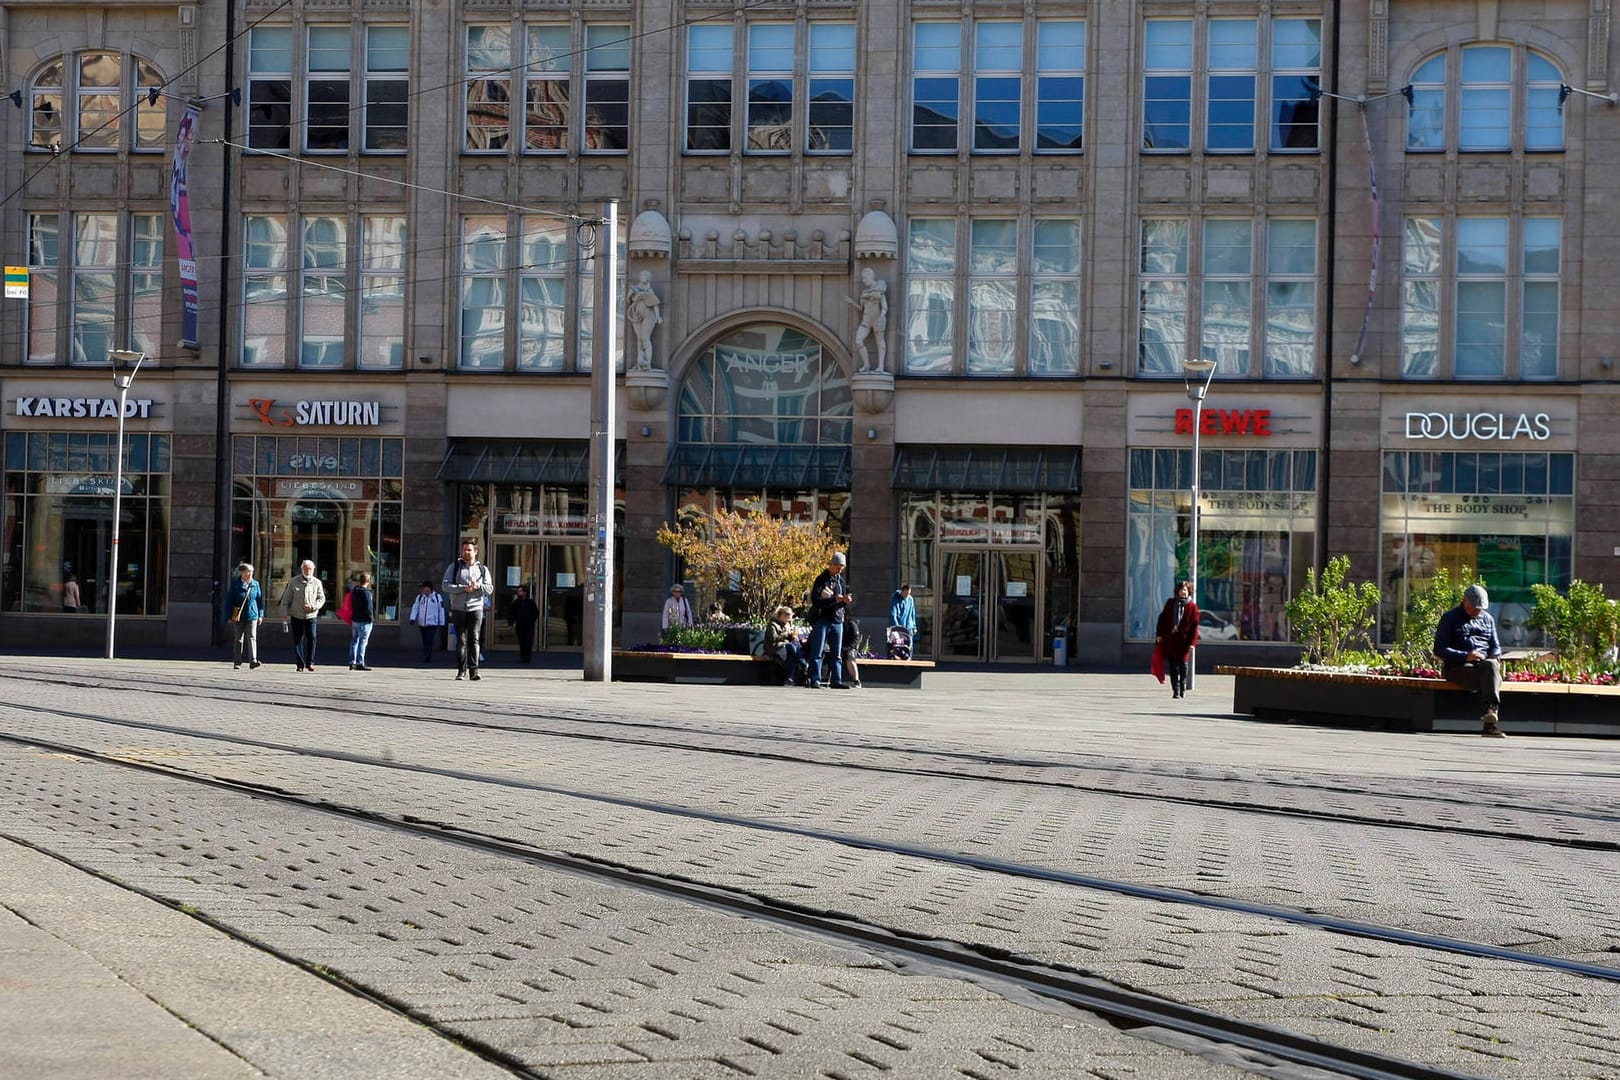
[364, 27, 410, 151]
[686, 24, 733, 152]
[72, 214, 117, 365]
[582, 25, 630, 151]
[27, 53, 165, 153]
[1401, 216, 1560, 379]
[130, 214, 164, 357]
[1140, 216, 1318, 377]
[808, 24, 855, 152]
[305, 26, 351, 152]
[904, 219, 957, 373]
[519, 219, 569, 370]
[1206, 20, 1257, 152]
[747, 24, 794, 152]
[1138, 218, 1189, 372]
[464, 25, 512, 152]
[1271, 20, 1321, 150]
[242, 215, 290, 366]
[1406, 46, 1565, 152]
[907, 217, 1083, 376]
[911, 23, 960, 152]
[1143, 20, 1193, 150]
[912, 19, 1083, 154]
[25, 215, 59, 364]
[525, 26, 570, 152]
[575, 225, 626, 372]
[1264, 220, 1317, 377]
[973, 23, 1022, 152]
[460, 216, 508, 368]
[1031, 220, 1081, 374]
[359, 216, 405, 369]
[300, 216, 347, 367]
[248, 27, 293, 150]
[1036, 22, 1084, 151]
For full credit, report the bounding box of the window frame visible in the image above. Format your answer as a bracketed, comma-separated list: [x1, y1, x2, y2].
[1034, 20, 1085, 153]
[1204, 19, 1257, 153]
[910, 22, 963, 153]
[464, 24, 513, 153]
[358, 215, 406, 369]
[130, 213, 164, 358]
[1405, 45, 1567, 154]
[971, 21, 1023, 154]
[685, 23, 734, 154]
[1269, 18, 1322, 152]
[581, 24, 631, 153]
[1263, 218, 1318, 377]
[1142, 19, 1193, 152]
[71, 213, 119, 365]
[247, 27, 294, 152]
[25, 214, 61, 365]
[26, 51, 167, 154]
[363, 25, 410, 153]
[746, 23, 795, 154]
[807, 22, 856, 154]
[903, 218, 959, 374]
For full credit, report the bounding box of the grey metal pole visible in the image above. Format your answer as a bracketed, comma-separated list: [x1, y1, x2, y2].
[104, 355, 142, 659]
[583, 201, 618, 682]
[1182, 358, 1215, 691]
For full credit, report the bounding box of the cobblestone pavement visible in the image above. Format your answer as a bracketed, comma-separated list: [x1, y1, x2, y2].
[2, 657, 1618, 1078]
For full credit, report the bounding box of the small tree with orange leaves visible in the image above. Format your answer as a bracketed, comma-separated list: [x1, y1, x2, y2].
[655, 508, 838, 625]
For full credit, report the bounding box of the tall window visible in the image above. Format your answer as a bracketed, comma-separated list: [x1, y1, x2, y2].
[968, 219, 1017, 372]
[1406, 46, 1565, 152]
[300, 216, 347, 367]
[1031, 219, 1081, 374]
[1141, 216, 1318, 377]
[973, 23, 1022, 152]
[72, 214, 117, 365]
[358, 216, 405, 368]
[1271, 20, 1321, 150]
[582, 25, 630, 151]
[747, 24, 794, 152]
[464, 26, 512, 152]
[912, 19, 1084, 154]
[305, 26, 351, 152]
[130, 214, 164, 357]
[460, 216, 508, 368]
[242, 215, 290, 367]
[28, 53, 165, 153]
[1401, 216, 1560, 380]
[1206, 20, 1257, 152]
[686, 25, 733, 152]
[904, 219, 957, 373]
[364, 26, 410, 151]
[808, 24, 856, 152]
[25, 216, 59, 364]
[1143, 20, 1193, 150]
[464, 23, 628, 154]
[1036, 22, 1085, 151]
[248, 28, 293, 150]
[519, 220, 569, 370]
[1264, 220, 1317, 377]
[525, 26, 570, 151]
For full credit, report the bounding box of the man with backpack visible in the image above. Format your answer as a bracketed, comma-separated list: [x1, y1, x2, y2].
[443, 539, 494, 681]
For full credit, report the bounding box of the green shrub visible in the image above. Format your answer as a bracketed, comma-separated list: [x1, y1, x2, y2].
[659, 625, 727, 651]
[1527, 581, 1620, 671]
[1285, 555, 1382, 666]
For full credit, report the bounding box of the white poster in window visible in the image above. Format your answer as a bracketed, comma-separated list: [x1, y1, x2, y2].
[505, 565, 521, 587]
[556, 572, 576, 588]
[1006, 582, 1028, 598]
[955, 575, 972, 597]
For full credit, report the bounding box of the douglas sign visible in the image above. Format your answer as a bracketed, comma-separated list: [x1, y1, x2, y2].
[1404, 411, 1551, 442]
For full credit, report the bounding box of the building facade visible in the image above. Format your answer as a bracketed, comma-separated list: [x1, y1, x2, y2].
[2, 0, 1616, 663]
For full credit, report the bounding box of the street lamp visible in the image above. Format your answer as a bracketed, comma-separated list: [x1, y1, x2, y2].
[1181, 357, 1217, 690]
[105, 348, 146, 660]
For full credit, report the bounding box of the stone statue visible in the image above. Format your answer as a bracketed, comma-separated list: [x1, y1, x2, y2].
[626, 270, 663, 371]
[845, 267, 889, 374]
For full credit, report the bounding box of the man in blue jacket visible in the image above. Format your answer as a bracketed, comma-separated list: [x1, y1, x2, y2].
[1433, 584, 1505, 738]
[806, 552, 853, 689]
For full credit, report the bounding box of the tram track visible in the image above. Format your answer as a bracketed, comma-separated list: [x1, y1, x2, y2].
[4, 667, 1618, 850]
[0, 723, 1505, 1080]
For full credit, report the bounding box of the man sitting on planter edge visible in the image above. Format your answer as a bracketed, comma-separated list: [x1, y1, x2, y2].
[1434, 584, 1506, 739]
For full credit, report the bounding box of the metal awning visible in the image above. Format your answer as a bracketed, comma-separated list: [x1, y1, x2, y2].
[891, 446, 1082, 493]
[662, 444, 851, 488]
[436, 441, 625, 486]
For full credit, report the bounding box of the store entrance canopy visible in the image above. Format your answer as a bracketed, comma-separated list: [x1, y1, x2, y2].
[891, 446, 1081, 493]
[437, 441, 625, 486]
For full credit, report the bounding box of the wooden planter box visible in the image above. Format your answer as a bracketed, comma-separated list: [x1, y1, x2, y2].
[1219, 665, 1620, 737]
[613, 651, 933, 689]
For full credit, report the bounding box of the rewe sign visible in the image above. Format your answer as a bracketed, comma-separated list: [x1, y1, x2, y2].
[1174, 408, 1272, 437]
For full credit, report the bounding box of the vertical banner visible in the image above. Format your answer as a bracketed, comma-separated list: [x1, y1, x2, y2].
[171, 101, 202, 348]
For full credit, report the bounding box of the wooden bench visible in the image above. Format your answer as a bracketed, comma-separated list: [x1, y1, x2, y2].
[1217, 665, 1620, 736]
[613, 651, 933, 689]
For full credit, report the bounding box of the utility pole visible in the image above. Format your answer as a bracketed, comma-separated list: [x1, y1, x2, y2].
[582, 201, 618, 681]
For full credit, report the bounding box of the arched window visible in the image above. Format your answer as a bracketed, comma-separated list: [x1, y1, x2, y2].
[1405, 46, 1566, 153]
[28, 53, 167, 153]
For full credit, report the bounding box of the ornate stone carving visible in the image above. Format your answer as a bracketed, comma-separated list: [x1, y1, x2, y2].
[625, 271, 663, 372]
[844, 267, 889, 374]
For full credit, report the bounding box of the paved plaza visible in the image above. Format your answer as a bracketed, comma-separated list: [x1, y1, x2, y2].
[1, 655, 1617, 1079]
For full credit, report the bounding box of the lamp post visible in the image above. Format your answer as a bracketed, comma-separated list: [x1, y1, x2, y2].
[105, 349, 146, 660]
[1181, 357, 1217, 690]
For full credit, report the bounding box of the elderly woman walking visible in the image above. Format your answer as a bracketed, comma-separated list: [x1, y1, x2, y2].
[1155, 580, 1199, 699]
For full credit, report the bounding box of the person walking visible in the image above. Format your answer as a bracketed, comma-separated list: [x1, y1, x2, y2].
[279, 559, 326, 672]
[443, 539, 493, 681]
[1434, 583, 1506, 738]
[1155, 580, 1199, 699]
[346, 572, 375, 671]
[408, 580, 446, 663]
[62, 574, 81, 613]
[226, 562, 264, 670]
[806, 552, 853, 689]
[661, 584, 693, 632]
[510, 585, 540, 663]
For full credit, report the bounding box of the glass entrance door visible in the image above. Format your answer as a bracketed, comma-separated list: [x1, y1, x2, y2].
[937, 547, 1043, 662]
[490, 541, 585, 653]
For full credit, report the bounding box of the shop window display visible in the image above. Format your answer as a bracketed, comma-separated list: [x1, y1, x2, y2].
[2, 432, 170, 614]
[1379, 451, 1572, 646]
[1126, 448, 1316, 642]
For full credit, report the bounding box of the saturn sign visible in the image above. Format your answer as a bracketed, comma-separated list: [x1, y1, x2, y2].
[1404, 411, 1552, 442]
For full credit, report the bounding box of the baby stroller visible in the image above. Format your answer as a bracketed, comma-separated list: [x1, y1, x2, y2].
[886, 625, 913, 661]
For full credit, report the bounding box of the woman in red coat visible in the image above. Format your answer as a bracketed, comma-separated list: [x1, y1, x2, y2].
[1155, 580, 1199, 699]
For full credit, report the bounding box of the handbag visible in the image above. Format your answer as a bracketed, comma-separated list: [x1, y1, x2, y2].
[337, 591, 354, 624]
[230, 588, 250, 624]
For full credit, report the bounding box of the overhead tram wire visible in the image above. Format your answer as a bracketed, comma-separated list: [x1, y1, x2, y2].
[0, 0, 295, 212]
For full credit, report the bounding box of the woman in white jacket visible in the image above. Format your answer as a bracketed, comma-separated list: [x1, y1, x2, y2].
[408, 579, 446, 663]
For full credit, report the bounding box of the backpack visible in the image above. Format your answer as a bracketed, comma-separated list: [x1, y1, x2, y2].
[337, 590, 354, 624]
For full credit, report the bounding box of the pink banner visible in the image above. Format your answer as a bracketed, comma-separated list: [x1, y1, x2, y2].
[170, 102, 201, 347]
